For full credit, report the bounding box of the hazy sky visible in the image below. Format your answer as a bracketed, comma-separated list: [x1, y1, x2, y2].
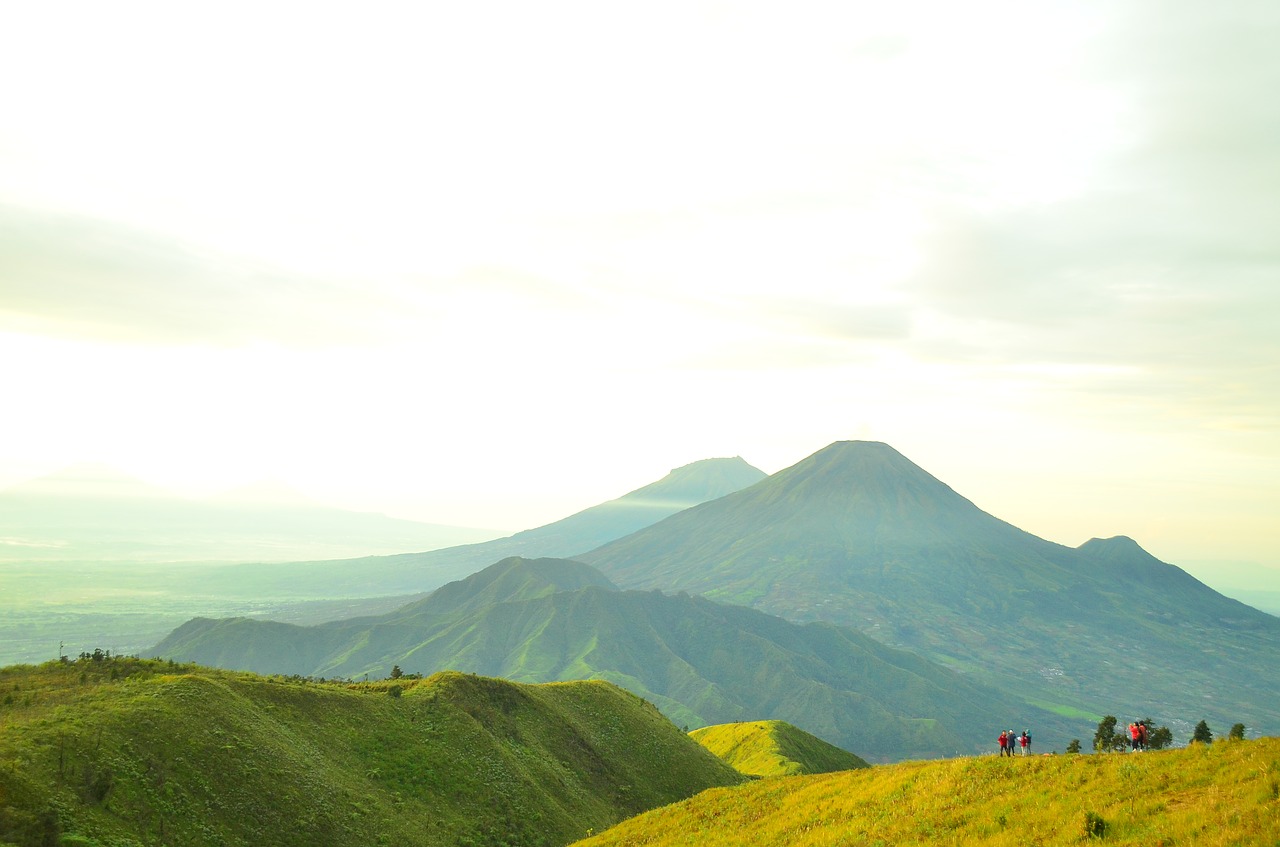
[2, 2, 1277, 573]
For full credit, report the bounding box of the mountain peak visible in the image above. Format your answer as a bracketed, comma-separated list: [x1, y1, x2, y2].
[759, 440, 981, 523]
[403, 556, 617, 619]
[616, 456, 767, 510]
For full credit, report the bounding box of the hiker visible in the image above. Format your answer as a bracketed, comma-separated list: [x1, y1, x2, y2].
[1129, 722, 1141, 752]
[1137, 722, 1148, 751]
[1009, 730, 1016, 758]
[1019, 730, 1030, 756]
[998, 730, 1008, 756]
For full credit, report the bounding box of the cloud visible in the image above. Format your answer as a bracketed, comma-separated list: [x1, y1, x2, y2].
[894, 1, 1280, 430]
[0, 205, 417, 346]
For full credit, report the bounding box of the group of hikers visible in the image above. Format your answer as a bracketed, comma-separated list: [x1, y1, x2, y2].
[997, 729, 1031, 756]
[1126, 721, 1150, 751]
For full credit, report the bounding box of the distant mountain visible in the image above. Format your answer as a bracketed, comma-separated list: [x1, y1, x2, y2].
[0, 658, 741, 847]
[689, 720, 870, 776]
[576, 441, 1280, 738]
[198, 456, 766, 598]
[0, 463, 499, 563]
[154, 557, 1078, 762]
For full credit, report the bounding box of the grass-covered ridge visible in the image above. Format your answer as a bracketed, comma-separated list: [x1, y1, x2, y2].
[574, 737, 1280, 846]
[0, 657, 742, 847]
[690, 720, 869, 777]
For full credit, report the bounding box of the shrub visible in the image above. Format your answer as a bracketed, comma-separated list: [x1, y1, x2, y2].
[1081, 810, 1107, 839]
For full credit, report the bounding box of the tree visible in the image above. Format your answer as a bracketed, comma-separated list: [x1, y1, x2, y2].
[390, 665, 403, 680]
[1191, 720, 1213, 744]
[1228, 723, 1246, 741]
[1093, 716, 1118, 753]
[1148, 725, 1173, 750]
[1066, 738, 1082, 754]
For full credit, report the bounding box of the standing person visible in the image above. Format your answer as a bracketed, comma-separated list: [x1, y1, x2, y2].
[1137, 722, 1148, 751]
[998, 730, 1008, 757]
[1129, 722, 1141, 752]
[1019, 730, 1030, 756]
[1009, 731, 1017, 758]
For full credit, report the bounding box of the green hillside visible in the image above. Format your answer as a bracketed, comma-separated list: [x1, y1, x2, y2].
[155, 558, 1080, 762]
[689, 720, 869, 776]
[0, 657, 741, 847]
[578, 441, 1280, 739]
[574, 737, 1280, 846]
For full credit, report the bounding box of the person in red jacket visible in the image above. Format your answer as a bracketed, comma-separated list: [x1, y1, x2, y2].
[998, 730, 1008, 756]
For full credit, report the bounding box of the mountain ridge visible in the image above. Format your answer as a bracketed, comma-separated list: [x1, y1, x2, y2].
[196, 456, 767, 599]
[153, 556, 1079, 761]
[575, 440, 1280, 737]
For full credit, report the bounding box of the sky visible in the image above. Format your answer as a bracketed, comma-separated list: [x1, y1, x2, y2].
[1, 1, 1278, 578]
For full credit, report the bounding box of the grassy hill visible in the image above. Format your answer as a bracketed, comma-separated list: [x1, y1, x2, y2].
[689, 720, 869, 776]
[0, 657, 741, 847]
[578, 441, 1280, 739]
[154, 557, 1080, 761]
[573, 737, 1280, 846]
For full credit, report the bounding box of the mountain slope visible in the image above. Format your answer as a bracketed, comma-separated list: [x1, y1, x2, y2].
[0, 657, 741, 847]
[198, 456, 766, 599]
[154, 557, 1078, 761]
[574, 737, 1280, 847]
[689, 720, 869, 776]
[576, 441, 1280, 738]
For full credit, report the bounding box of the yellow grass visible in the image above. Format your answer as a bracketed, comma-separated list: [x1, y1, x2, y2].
[574, 738, 1280, 846]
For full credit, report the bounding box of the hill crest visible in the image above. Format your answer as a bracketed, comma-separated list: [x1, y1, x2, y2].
[0, 657, 741, 847]
[689, 720, 869, 776]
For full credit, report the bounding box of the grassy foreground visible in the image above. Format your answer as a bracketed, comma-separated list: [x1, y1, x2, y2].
[0, 657, 741, 847]
[574, 738, 1280, 846]
[690, 721, 869, 777]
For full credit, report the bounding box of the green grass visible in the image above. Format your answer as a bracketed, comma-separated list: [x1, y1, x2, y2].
[1025, 697, 1104, 723]
[573, 737, 1280, 846]
[690, 720, 869, 777]
[0, 657, 742, 847]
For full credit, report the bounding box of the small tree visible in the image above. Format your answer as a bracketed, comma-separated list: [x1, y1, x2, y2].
[1191, 720, 1213, 744]
[390, 665, 403, 680]
[1228, 723, 1245, 741]
[1093, 716, 1118, 753]
[1066, 738, 1082, 754]
[1148, 725, 1173, 750]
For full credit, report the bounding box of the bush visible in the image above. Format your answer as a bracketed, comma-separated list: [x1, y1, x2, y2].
[1081, 810, 1107, 839]
[1066, 739, 1081, 754]
[1228, 723, 1245, 741]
